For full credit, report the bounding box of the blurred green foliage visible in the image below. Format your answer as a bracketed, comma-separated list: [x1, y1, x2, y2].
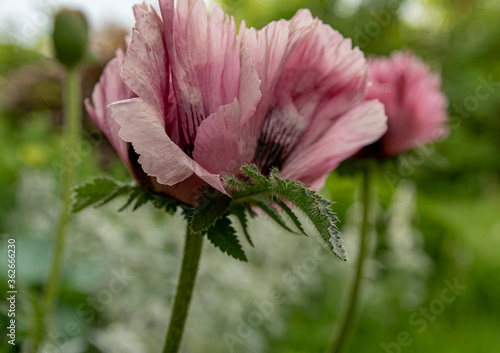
[0, 0, 499, 352]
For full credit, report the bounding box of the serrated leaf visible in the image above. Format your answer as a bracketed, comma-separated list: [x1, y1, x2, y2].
[189, 187, 232, 233]
[230, 204, 253, 247]
[224, 174, 247, 191]
[132, 192, 151, 211]
[72, 177, 123, 212]
[98, 185, 135, 207]
[206, 217, 247, 261]
[118, 188, 142, 212]
[73, 177, 182, 215]
[269, 171, 346, 261]
[272, 197, 307, 236]
[249, 197, 295, 233]
[241, 164, 270, 187]
[150, 194, 179, 214]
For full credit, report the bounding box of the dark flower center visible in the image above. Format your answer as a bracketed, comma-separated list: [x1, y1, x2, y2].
[177, 103, 206, 157]
[254, 107, 304, 175]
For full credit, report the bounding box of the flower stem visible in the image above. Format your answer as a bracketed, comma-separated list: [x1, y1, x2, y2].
[33, 68, 81, 352]
[327, 162, 374, 353]
[162, 227, 204, 353]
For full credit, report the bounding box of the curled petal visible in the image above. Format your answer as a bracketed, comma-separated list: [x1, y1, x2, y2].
[159, 0, 241, 152]
[282, 100, 388, 188]
[110, 98, 227, 194]
[85, 49, 135, 174]
[275, 20, 368, 146]
[193, 99, 241, 175]
[121, 7, 169, 119]
[193, 46, 263, 174]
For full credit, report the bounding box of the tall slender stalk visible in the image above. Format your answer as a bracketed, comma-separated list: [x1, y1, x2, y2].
[162, 228, 204, 353]
[327, 162, 374, 353]
[32, 68, 81, 353]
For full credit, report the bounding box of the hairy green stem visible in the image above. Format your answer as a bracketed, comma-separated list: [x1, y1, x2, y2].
[33, 69, 81, 352]
[327, 162, 374, 353]
[162, 228, 204, 353]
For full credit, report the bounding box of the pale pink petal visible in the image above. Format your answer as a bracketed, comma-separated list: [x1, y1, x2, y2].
[238, 46, 263, 126]
[85, 49, 135, 173]
[282, 100, 387, 188]
[133, 2, 150, 21]
[121, 7, 169, 119]
[110, 97, 227, 193]
[158, 0, 241, 151]
[193, 46, 263, 174]
[286, 9, 315, 39]
[240, 20, 289, 119]
[237, 45, 263, 163]
[192, 99, 241, 174]
[275, 20, 368, 147]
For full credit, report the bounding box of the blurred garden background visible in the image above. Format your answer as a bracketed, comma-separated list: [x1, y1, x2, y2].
[1, 0, 499, 352]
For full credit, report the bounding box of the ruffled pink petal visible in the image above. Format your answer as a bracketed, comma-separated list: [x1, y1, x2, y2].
[110, 97, 227, 193]
[275, 20, 368, 147]
[133, 2, 150, 21]
[240, 19, 289, 120]
[240, 9, 369, 163]
[193, 46, 262, 174]
[84, 49, 135, 174]
[282, 100, 387, 188]
[121, 6, 169, 119]
[366, 51, 448, 156]
[238, 46, 262, 126]
[192, 99, 241, 174]
[237, 20, 289, 159]
[286, 9, 315, 37]
[159, 0, 241, 148]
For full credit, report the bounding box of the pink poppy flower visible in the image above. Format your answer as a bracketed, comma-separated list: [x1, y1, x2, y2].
[86, 0, 387, 205]
[361, 51, 448, 157]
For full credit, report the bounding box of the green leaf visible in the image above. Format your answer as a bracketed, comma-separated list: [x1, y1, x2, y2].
[72, 177, 127, 212]
[230, 204, 254, 247]
[249, 197, 295, 233]
[272, 197, 307, 236]
[150, 194, 179, 214]
[269, 169, 346, 261]
[132, 192, 151, 211]
[73, 177, 181, 214]
[224, 174, 247, 191]
[189, 187, 232, 234]
[118, 187, 143, 212]
[206, 216, 248, 262]
[241, 164, 270, 187]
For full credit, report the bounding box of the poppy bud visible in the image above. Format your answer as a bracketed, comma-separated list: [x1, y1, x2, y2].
[52, 9, 89, 69]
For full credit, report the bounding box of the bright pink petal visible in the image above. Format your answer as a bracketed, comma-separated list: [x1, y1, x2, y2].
[282, 100, 387, 188]
[85, 49, 135, 173]
[110, 97, 227, 193]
